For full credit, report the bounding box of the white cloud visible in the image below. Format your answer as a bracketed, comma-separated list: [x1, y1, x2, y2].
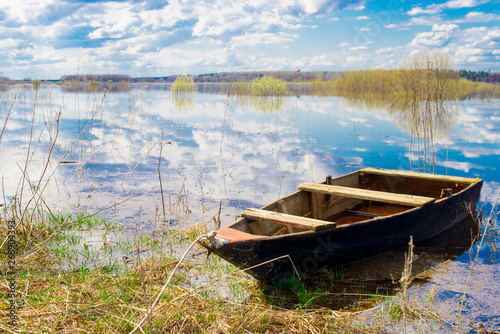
[455, 47, 483, 57]
[0, 38, 23, 50]
[308, 54, 335, 67]
[345, 54, 366, 64]
[407, 5, 442, 16]
[350, 45, 369, 51]
[0, 0, 498, 78]
[410, 23, 459, 47]
[346, 3, 366, 11]
[230, 32, 298, 47]
[139, 4, 190, 30]
[0, 0, 62, 25]
[432, 23, 459, 32]
[410, 33, 451, 47]
[452, 26, 500, 67]
[407, 0, 488, 16]
[464, 11, 500, 22]
[406, 16, 443, 26]
[136, 46, 231, 74]
[444, 0, 486, 9]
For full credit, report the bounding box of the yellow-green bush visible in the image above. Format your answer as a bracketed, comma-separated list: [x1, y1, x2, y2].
[250, 76, 291, 97]
[171, 76, 196, 95]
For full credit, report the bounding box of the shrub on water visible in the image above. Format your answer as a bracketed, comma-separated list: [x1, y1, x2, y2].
[171, 76, 196, 95]
[250, 76, 291, 97]
[32, 79, 41, 91]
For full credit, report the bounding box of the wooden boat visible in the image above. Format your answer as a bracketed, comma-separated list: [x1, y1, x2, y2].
[198, 168, 483, 282]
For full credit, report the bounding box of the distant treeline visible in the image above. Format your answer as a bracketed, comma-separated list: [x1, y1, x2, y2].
[57, 71, 341, 84]
[458, 70, 500, 83]
[2, 70, 499, 84]
[59, 74, 133, 83]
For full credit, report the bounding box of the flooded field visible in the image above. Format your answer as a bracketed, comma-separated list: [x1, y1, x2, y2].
[1, 83, 499, 331]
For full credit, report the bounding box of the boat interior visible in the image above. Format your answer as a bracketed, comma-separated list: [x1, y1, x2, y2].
[217, 168, 477, 241]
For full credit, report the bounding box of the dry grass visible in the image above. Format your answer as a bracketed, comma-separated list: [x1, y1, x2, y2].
[0, 217, 387, 333]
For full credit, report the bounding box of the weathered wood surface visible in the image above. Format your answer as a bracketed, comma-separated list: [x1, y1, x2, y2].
[298, 183, 435, 207]
[360, 167, 478, 184]
[242, 208, 337, 232]
[277, 199, 294, 233]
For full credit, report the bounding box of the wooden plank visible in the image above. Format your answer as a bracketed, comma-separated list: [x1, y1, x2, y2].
[242, 208, 337, 232]
[297, 183, 435, 207]
[310, 192, 319, 219]
[277, 199, 293, 233]
[360, 167, 478, 185]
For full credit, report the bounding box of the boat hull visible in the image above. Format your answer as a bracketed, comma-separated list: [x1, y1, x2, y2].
[199, 172, 483, 282]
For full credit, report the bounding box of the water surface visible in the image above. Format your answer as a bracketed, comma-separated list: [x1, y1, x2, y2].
[1, 84, 499, 331]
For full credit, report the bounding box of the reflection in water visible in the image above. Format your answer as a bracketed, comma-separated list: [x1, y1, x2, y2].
[1, 84, 499, 330]
[260, 214, 480, 311]
[172, 94, 194, 111]
[342, 91, 458, 174]
[237, 95, 290, 114]
[229, 77, 292, 114]
[388, 99, 457, 173]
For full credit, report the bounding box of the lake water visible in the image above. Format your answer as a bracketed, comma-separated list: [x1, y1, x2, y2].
[1, 83, 499, 331]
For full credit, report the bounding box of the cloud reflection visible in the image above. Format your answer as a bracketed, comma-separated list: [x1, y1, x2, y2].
[1, 85, 499, 227]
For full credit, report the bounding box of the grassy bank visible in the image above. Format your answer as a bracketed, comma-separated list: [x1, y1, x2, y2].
[0, 211, 396, 333]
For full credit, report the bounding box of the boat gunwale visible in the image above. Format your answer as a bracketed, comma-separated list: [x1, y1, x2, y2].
[222, 169, 482, 242]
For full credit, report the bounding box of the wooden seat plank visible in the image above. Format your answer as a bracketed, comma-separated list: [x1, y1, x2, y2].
[242, 208, 336, 232]
[297, 183, 435, 207]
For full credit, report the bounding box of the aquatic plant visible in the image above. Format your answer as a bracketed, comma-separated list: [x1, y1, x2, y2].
[171, 76, 196, 95]
[229, 76, 292, 113]
[250, 76, 291, 97]
[171, 76, 196, 110]
[88, 80, 100, 92]
[31, 79, 41, 92]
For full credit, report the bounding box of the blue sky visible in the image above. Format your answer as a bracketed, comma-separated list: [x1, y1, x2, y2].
[0, 0, 498, 80]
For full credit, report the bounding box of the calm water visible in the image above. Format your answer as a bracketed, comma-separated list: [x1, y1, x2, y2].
[1, 84, 499, 331]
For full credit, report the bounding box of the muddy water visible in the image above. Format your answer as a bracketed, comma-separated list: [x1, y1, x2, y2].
[1, 84, 499, 331]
